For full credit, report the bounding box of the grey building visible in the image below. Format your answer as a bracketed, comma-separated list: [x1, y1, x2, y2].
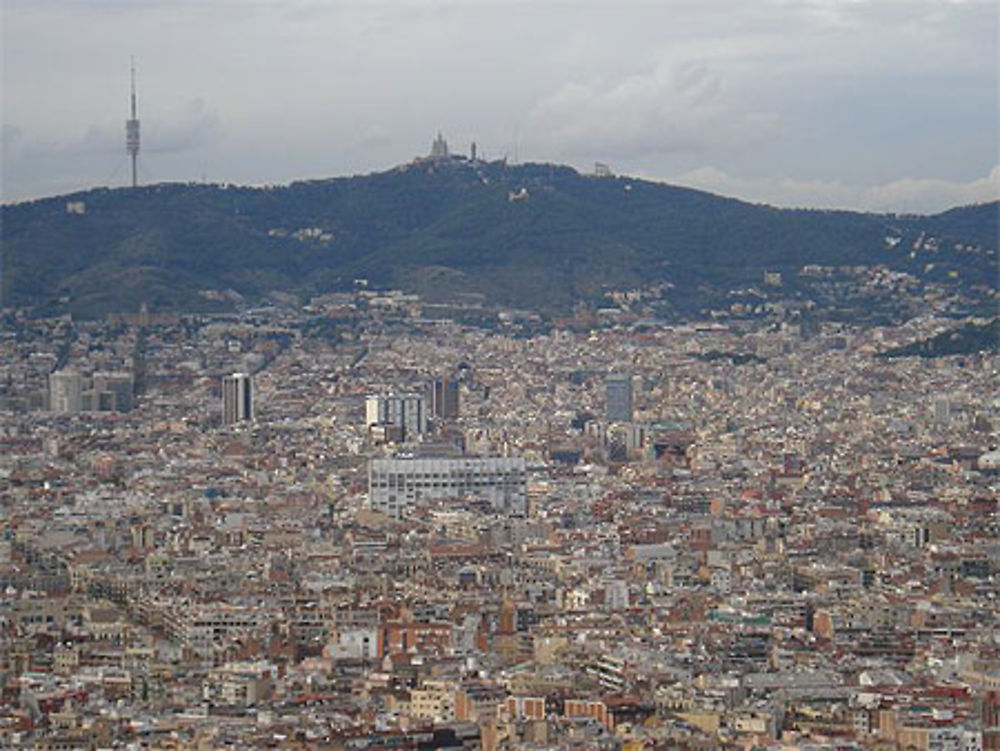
[222, 372, 253, 425]
[368, 456, 527, 519]
[49, 370, 84, 414]
[605, 373, 633, 422]
[429, 377, 460, 420]
[365, 392, 427, 442]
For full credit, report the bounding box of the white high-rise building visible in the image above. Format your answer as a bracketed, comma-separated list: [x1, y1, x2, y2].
[222, 373, 253, 425]
[49, 370, 84, 413]
[365, 392, 427, 442]
[368, 456, 527, 519]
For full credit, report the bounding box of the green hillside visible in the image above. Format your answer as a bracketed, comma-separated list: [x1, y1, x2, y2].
[2, 159, 996, 319]
[879, 318, 1000, 358]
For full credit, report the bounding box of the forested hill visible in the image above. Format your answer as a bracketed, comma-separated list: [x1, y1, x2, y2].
[2, 159, 997, 319]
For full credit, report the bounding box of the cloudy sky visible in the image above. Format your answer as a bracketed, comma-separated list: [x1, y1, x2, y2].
[2, 0, 997, 212]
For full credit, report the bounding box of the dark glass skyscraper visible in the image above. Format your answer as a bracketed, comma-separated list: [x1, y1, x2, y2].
[430, 377, 459, 420]
[605, 373, 633, 423]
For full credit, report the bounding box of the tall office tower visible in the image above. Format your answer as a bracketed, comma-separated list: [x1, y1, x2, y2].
[365, 392, 427, 442]
[429, 377, 460, 420]
[49, 370, 84, 413]
[605, 373, 633, 423]
[222, 372, 253, 425]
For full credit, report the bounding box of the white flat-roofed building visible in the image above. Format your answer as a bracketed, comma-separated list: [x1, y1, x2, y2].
[368, 456, 527, 518]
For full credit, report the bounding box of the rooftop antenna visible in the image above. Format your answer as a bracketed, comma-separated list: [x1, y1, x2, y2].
[126, 57, 140, 188]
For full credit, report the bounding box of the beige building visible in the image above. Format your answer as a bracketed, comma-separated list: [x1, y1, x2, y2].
[410, 679, 456, 723]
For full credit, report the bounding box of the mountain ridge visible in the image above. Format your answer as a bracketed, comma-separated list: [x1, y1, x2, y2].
[2, 159, 997, 320]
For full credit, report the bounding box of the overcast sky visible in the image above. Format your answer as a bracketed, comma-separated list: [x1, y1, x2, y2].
[2, 0, 997, 212]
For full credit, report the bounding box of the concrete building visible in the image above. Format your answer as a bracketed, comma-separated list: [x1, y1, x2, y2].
[202, 662, 275, 707]
[49, 370, 84, 413]
[365, 392, 427, 442]
[222, 372, 253, 425]
[410, 679, 456, 723]
[91, 371, 134, 412]
[605, 373, 633, 422]
[429, 377, 460, 420]
[368, 455, 527, 518]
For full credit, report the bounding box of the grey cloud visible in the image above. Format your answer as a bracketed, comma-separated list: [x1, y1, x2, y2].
[145, 99, 222, 154]
[11, 100, 223, 159]
[526, 62, 781, 160]
[1, 0, 995, 207]
[2, 124, 23, 150]
[354, 125, 394, 151]
[668, 164, 1000, 213]
[5, 124, 121, 161]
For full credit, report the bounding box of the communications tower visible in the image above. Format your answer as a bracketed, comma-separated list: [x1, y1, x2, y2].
[125, 58, 140, 188]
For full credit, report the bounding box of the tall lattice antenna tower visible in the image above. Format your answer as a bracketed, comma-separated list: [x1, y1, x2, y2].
[125, 58, 140, 188]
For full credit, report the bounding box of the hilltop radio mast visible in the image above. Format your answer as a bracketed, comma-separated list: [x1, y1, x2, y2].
[125, 58, 140, 188]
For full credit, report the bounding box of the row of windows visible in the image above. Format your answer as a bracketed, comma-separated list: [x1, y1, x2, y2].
[373, 473, 525, 483]
[373, 481, 524, 491]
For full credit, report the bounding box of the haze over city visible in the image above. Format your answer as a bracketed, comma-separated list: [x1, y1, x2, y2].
[2, 0, 998, 211]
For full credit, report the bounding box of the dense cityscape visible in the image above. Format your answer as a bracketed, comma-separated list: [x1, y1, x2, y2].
[1, 284, 997, 750]
[4, 0, 998, 746]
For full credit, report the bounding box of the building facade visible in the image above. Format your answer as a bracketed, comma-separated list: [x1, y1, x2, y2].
[368, 456, 527, 518]
[91, 371, 134, 412]
[605, 373, 633, 423]
[365, 392, 427, 442]
[49, 370, 84, 414]
[429, 378, 460, 420]
[222, 372, 253, 425]
[48, 370, 134, 414]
